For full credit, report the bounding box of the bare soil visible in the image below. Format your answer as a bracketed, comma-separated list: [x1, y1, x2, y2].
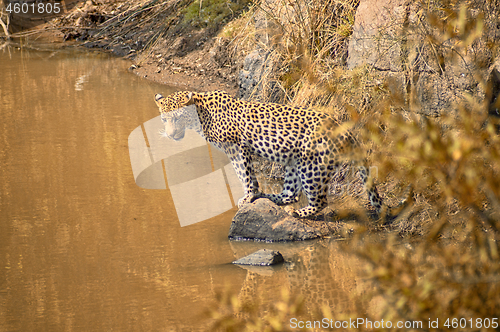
[28, 0, 242, 94]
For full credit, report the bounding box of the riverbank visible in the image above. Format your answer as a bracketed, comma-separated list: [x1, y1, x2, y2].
[2, 0, 244, 94]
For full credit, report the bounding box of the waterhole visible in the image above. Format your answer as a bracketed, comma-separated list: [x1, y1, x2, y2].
[0, 45, 366, 331]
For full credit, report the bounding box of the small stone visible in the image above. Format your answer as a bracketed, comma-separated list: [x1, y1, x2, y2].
[232, 249, 284, 266]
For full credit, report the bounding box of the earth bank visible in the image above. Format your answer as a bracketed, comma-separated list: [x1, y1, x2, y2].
[2, 0, 499, 108]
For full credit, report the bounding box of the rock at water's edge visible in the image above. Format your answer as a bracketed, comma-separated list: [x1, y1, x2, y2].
[232, 249, 284, 266]
[228, 199, 323, 241]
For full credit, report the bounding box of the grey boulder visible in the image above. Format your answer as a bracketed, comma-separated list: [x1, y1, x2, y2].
[228, 199, 323, 241]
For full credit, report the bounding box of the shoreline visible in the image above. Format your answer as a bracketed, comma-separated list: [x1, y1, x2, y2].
[2, 0, 242, 95]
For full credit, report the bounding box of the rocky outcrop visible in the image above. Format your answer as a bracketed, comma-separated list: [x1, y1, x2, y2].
[232, 249, 284, 266]
[237, 3, 283, 102]
[238, 50, 271, 100]
[347, 0, 500, 116]
[228, 199, 325, 241]
[487, 58, 500, 118]
[347, 0, 407, 72]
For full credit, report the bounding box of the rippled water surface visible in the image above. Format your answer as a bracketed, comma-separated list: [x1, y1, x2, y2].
[0, 45, 364, 331]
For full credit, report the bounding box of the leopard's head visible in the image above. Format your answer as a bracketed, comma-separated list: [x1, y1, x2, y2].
[155, 92, 196, 141]
[154, 91, 194, 114]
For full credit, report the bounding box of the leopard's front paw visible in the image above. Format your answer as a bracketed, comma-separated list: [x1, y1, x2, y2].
[237, 193, 261, 208]
[249, 192, 263, 203]
[237, 195, 250, 208]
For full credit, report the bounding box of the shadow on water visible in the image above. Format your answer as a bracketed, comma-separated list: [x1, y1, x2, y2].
[0, 45, 369, 331]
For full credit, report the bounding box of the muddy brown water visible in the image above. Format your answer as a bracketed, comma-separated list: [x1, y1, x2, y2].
[0, 45, 367, 331]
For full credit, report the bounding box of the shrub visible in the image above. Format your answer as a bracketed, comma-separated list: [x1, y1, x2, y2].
[208, 0, 500, 329]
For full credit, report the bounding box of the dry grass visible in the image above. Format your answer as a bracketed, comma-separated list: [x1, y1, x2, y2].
[207, 0, 500, 329]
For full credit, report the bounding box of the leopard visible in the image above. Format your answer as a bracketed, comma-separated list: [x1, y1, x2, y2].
[154, 90, 383, 218]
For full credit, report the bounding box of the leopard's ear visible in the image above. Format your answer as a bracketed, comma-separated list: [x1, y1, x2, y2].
[154, 94, 165, 107]
[183, 91, 194, 105]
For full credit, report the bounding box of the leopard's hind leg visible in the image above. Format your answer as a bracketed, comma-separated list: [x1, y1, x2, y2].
[358, 165, 383, 213]
[253, 166, 302, 205]
[291, 162, 332, 218]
